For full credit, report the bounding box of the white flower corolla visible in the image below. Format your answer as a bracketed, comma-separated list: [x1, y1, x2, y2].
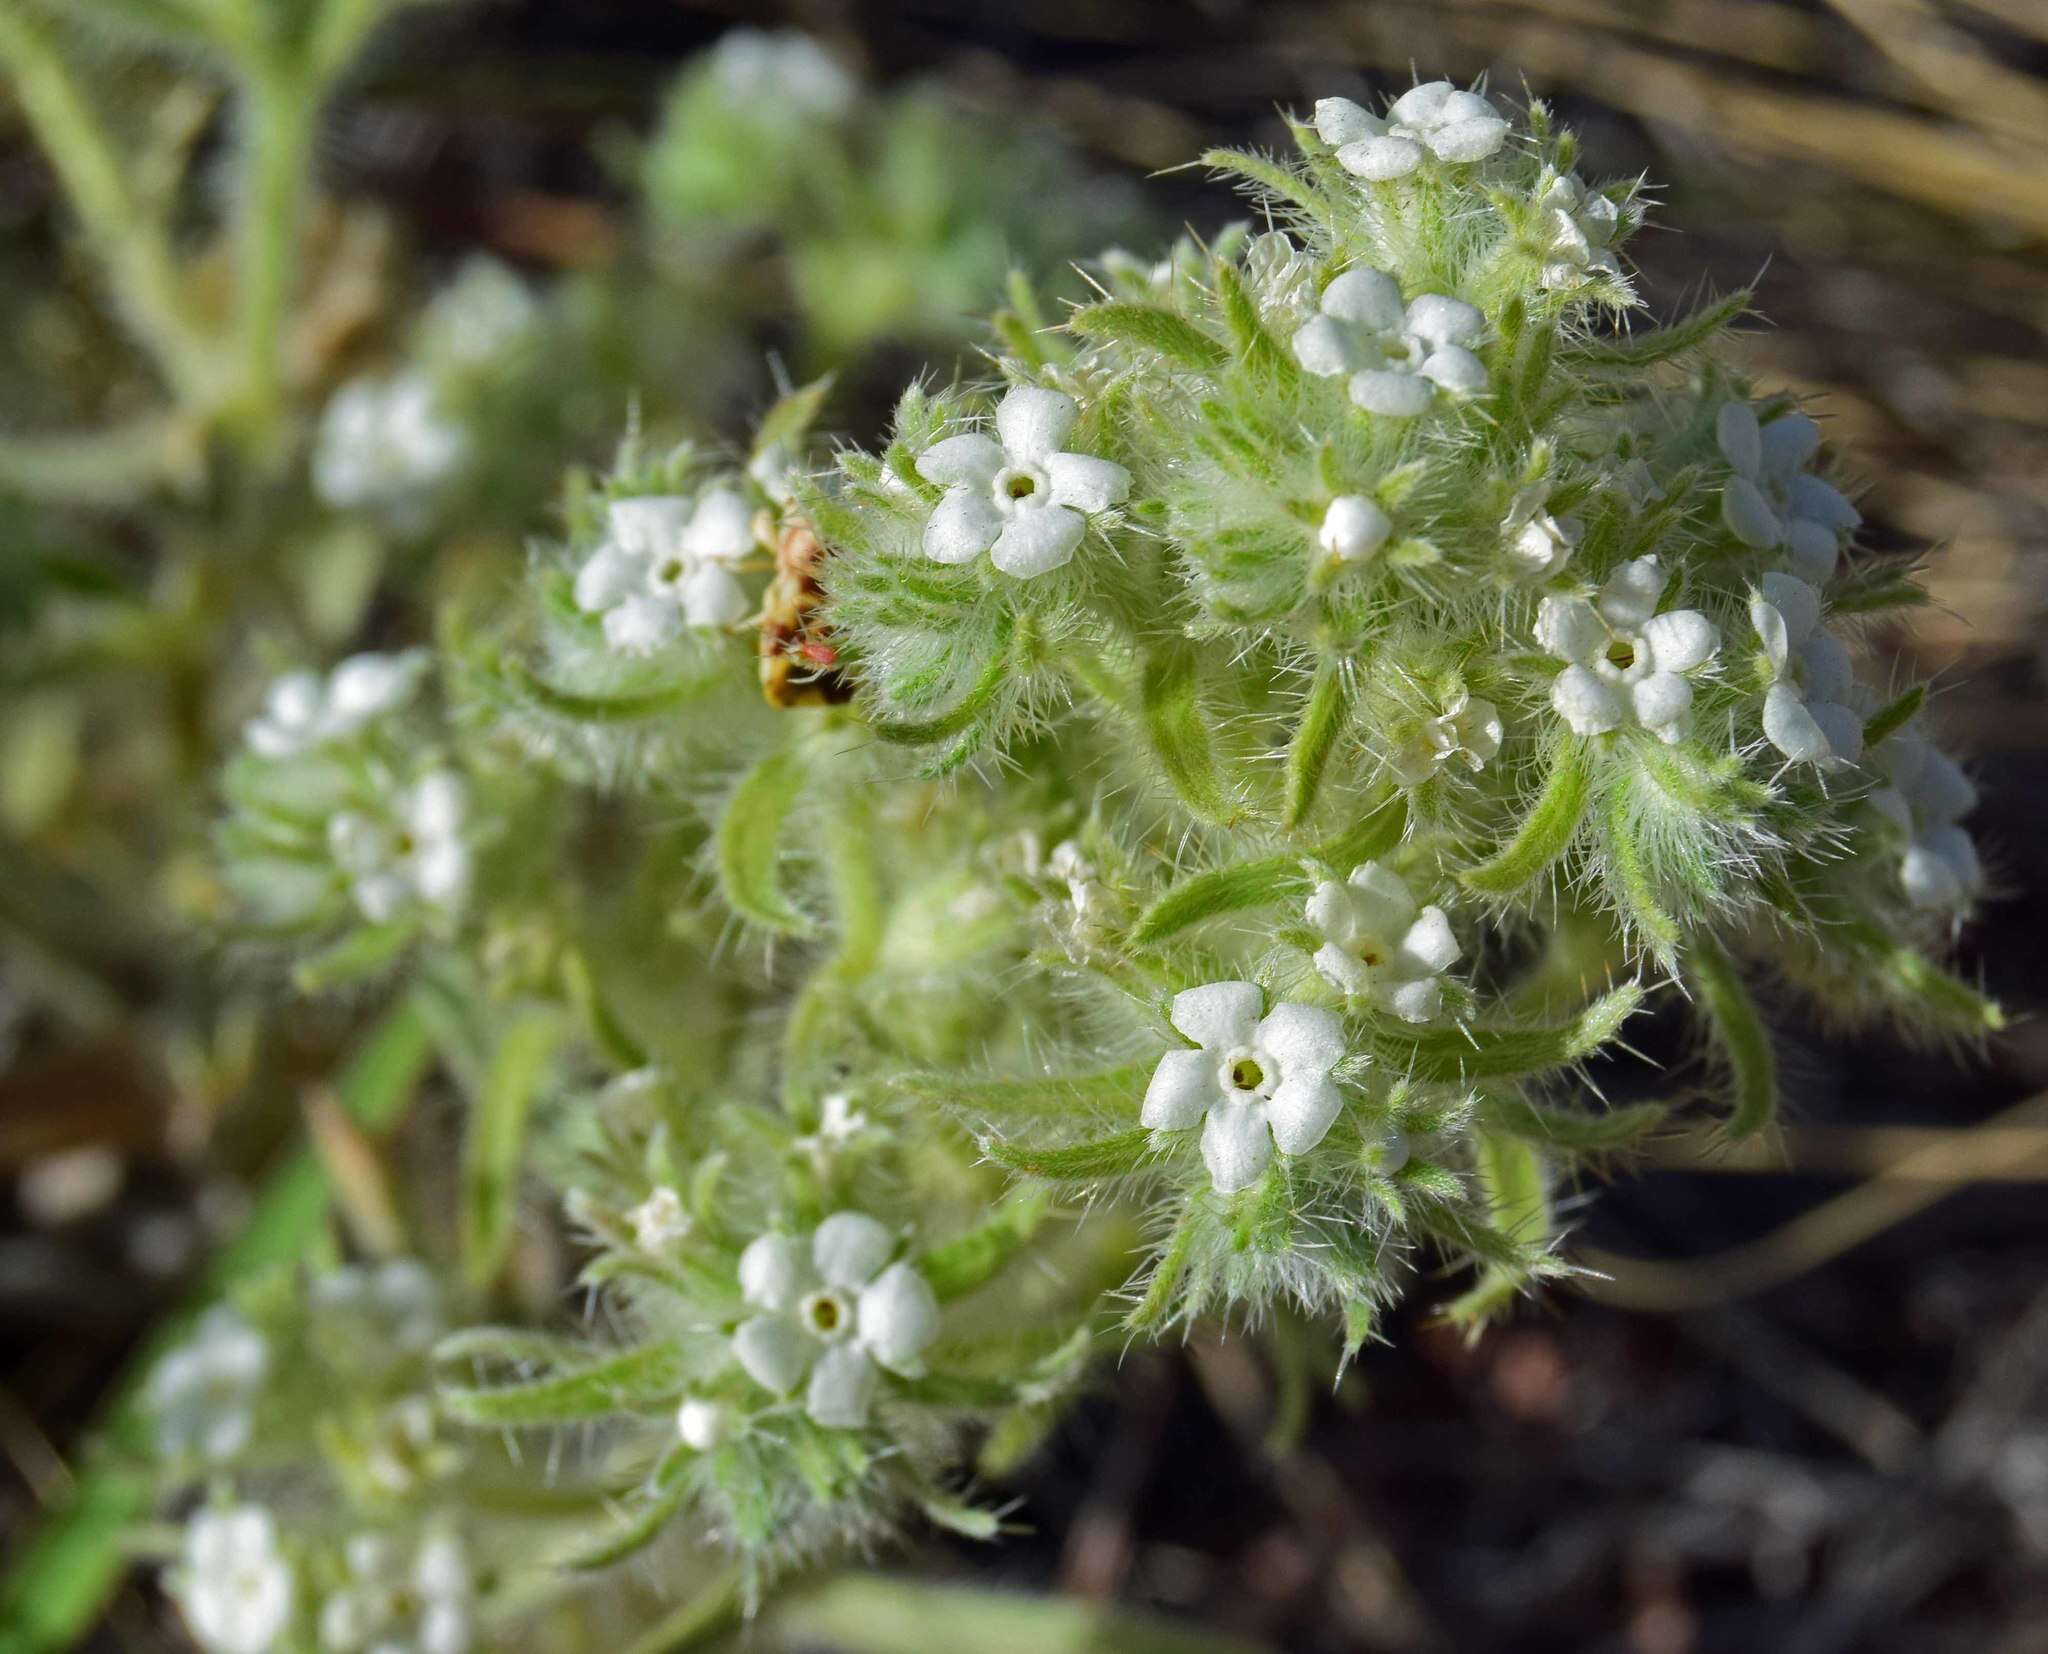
[1870, 731, 1982, 911]
[245, 652, 428, 759]
[426, 257, 540, 369]
[1305, 864, 1461, 1021]
[1242, 230, 1318, 325]
[709, 27, 855, 120]
[1750, 572, 1863, 768]
[1141, 982, 1348, 1195]
[309, 1259, 441, 1363]
[1717, 402, 1861, 584]
[1537, 557, 1719, 742]
[1501, 481, 1582, 574]
[1530, 168, 1622, 289]
[173, 1507, 293, 1654]
[1319, 495, 1393, 568]
[362, 1396, 444, 1497]
[146, 1305, 267, 1463]
[626, 1186, 692, 1252]
[318, 1532, 471, 1654]
[1387, 688, 1503, 787]
[730, 1213, 940, 1429]
[573, 491, 755, 653]
[329, 772, 470, 924]
[916, 387, 1132, 578]
[795, 1092, 870, 1172]
[313, 373, 467, 517]
[1292, 268, 1489, 417]
[676, 1396, 731, 1452]
[1314, 82, 1509, 181]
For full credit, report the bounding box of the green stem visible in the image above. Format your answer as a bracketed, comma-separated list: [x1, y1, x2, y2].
[228, 66, 315, 448]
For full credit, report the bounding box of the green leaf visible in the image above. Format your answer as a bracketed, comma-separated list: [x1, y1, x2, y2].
[870, 626, 1013, 746]
[570, 1447, 697, 1570]
[290, 919, 418, 994]
[440, 1338, 690, 1427]
[1606, 810, 1681, 969]
[897, 1063, 1152, 1121]
[1483, 1093, 1669, 1151]
[459, 1011, 561, 1288]
[1840, 921, 2006, 1038]
[1140, 642, 1242, 827]
[1460, 739, 1589, 896]
[752, 373, 835, 461]
[503, 657, 718, 723]
[1862, 683, 1925, 749]
[918, 1190, 1050, 1302]
[1684, 933, 1777, 1138]
[716, 747, 817, 937]
[1200, 146, 1327, 220]
[1315, 792, 1408, 868]
[1131, 856, 1309, 946]
[1368, 983, 1644, 1083]
[559, 949, 648, 1069]
[983, 1128, 1154, 1180]
[1282, 658, 1350, 829]
[1069, 302, 1228, 372]
[916, 1492, 1002, 1540]
[1214, 261, 1294, 386]
[1565, 288, 1752, 368]
[1442, 1132, 1552, 1330]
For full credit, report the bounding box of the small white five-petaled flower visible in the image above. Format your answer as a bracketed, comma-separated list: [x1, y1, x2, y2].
[1537, 557, 1718, 743]
[1387, 688, 1503, 787]
[1501, 481, 1582, 574]
[626, 1185, 693, 1253]
[574, 491, 756, 653]
[731, 1213, 940, 1429]
[676, 1395, 732, 1451]
[1306, 864, 1461, 1022]
[313, 373, 467, 522]
[1313, 83, 1509, 181]
[1717, 402, 1861, 584]
[328, 772, 471, 924]
[146, 1305, 268, 1464]
[1530, 168, 1623, 290]
[1293, 268, 1489, 417]
[1141, 982, 1348, 1195]
[172, 1506, 294, 1654]
[1750, 572, 1863, 768]
[917, 386, 1132, 578]
[245, 652, 427, 759]
[318, 1531, 472, 1654]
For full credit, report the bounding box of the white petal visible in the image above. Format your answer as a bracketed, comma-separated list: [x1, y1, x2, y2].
[1758, 411, 1822, 478]
[1751, 597, 1792, 677]
[1044, 452, 1131, 514]
[1321, 267, 1407, 330]
[1598, 556, 1669, 630]
[1806, 697, 1865, 766]
[1436, 89, 1502, 124]
[409, 772, 466, 839]
[1349, 369, 1434, 417]
[1642, 609, 1718, 674]
[680, 563, 749, 629]
[1788, 473, 1860, 532]
[1344, 860, 1420, 934]
[1536, 595, 1605, 664]
[738, 1232, 808, 1310]
[1313, 940, 1371, 997]
[856, 1261, 940, 1375]
[1763, 683, 1833, 763]
[1716, 402, 1761, 478]
[916, 433, 1004, 488]
[574, 542, 642, 614]
[1419, 346, 1489, 397]
[1388, 81, 1455, 125]
[1169, 980, 1262, 1051]
[732, 1313, 813, 1394]
[1143, 1048, 1219, 1131]
[1256, 1001, 1347, 1080]
[606, 497, 692, 557]
[1900, 843, 1963, 910]
[1914, 748, 1977, 821]
[1799, 631, 1854, 705]
[326, 653, 423, 724]
[1264, 1075, 1342, 1157]
[1759, 572, 1821, 645]
[922, 487, 1003, 565]
[1923, 824, 1982, 899]
[812, 1211, 893, 1289]
[410, 839, 470, 908]
[1292, 314, 1360, 378]
[1378, 974, 1444, 1024]
[1398, 906, 1461, 974]
[676, 1396, 730, 1451]
[1405, 294, 1484, 347]
[1200, 1100, 1274, 1194]
[1784, 519, 1841, 584]
[804, 1343, 877, 1429]
[603, 595, 685, 654]
[1632, 672, 1694, 740]
[684, 489, 756, 563]
[995, 386, 1078, 463]
[1868, 785, 1913, 837]
[990, 505, 1085, 578]
[1305, 878, 1363, 948]
[1337, 135, 1424, 180]
[1722, 477, 1782, 549]
[1552, 664, 1625, 735]
[1313, 97, 1381, 148]
[1320, 495, 1392, 561]
[1426, 115, 1508, 160]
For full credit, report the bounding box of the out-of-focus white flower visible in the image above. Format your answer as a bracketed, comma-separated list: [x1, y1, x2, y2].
[1388, 689, 1504, 786]
[1141, 982, 1348, 1194]
[1717, 402, 1861, 583]
[1538, 557, 1718, 742]
[1319, 495, 1393, 568]
[425, 258, 539, 369]
[1750, 572, 1863, 768]
[1869, 730, 1982, 911]
[709, 28, 855, 120]
[1530, 168, 1622, 289]
[626, 1186, 692, 1252]
[1501, 481, 1581, 574]
[329, 772, 470, 924]
[574, 491, 756, 653]
[314, 373, 467, 519]
[731, 1213, 939, 1428]
[917, 387, 1131, 579]
[1293, 268, 1489, 416]
[173, 1506, 293, 1654]
[146, 1305, 267, 1463]
[677, 1396, 732, 1451]
[1306, 864, 1461, 1021]
[310, 1259, 442, 1363]
[245, 652, 428, 758]
[318, 1532, 471, 1654]
[795, 1093, 869, 1172]
[1314, 83, 1509, 181]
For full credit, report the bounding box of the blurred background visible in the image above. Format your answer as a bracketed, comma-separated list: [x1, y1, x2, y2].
[2, 1, 2045, 1650]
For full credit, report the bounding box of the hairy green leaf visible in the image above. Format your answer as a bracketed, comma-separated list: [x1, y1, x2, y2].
[459, 1011, 561, 1288]
[715, 747, 817, 936]
[1140, 642, 1242, 827]
[1282, 658, 1350, 829]
[1069, 302, 1227, 372]
[1131, 856, 1309, 946]
[440, 1338, 690, 1427]
[1460, 739, 1589, 895]
[1368, 983, 1645, 1082]
[1686, 933, 1778, 1138]
[983, 1128, 1154, 1180]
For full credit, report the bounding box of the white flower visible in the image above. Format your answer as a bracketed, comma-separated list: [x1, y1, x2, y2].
[794, 1092, 868, 1170]
[626, 1186, 692, 1252]
[730, 1213, 940, 1429]
[313, 373, 466, 517]
[1388, 688, 1503, 786]
[1717, 402, 1861, 583]
[1530, 168, 1622, 289]
[1750, 572, 1863, 768]
[1501, 481, 1582, 574]
[319, 1532, 471, 1654]
[173, 1507, 293, 1654]
[310, 1259, 441, 1362]
[245, 652, 428, 758]
[1141, 982, 1348, 1195]
[1870, 731, 1981, 911]
[425, 257, 539, 368]
[1292, 268, 1489, 417]
[709, 28, 855, 120]
[1537, 557, 1718, 742]
[916, 387, 1131, 578]
[329, 772, 470, 924]
[1305, 864, 1461, 1021]
[573, 491, 755, 653]
[1314, 83, 1509, 181]
[1242, 230, 1318, 324]
[1046, 839, 1109, 924]
[1319, 495, 1392, 568]
[676, 1396, 732, 1451]
[146, 1305, 267, 1463]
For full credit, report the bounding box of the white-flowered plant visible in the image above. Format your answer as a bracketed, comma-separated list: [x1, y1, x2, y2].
[1292, 267, 1489, 414]
[145, 1305, 268, 1464]
[1314, 82, 1509, 180]
[319, 1533, 472, 1654]
[329, 772, 471, 924]
[314, 372, 468, 523]
[244, 652, 428, 758]
[1538, 557, 1719, 743]
[1872, 729, 1984, 912]
[1387, 688, 1503, 786]
[1752, 572, 1863, 768]
[171, 1507, 294, 1654]
[573, 490, 758, 652]
[1718, 401, 1863, 584]
[1502, 479, 1582, 574]
[1529, 167, 1623, 290]
[1306, 865, 1461, 1021]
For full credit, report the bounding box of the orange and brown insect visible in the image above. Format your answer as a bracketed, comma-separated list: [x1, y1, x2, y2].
[759, 515, 856, 708]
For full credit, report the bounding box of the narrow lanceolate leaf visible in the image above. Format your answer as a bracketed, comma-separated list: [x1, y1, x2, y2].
[570, 1448, 697, 1570]
[1840, 921, 2006, 1039]
[1483, 1093, 1669, 1151]
[1862, 683, 1925, 749]
[1140, 642, 1242, 827]
[1282, 658, 1351, 829]
[1215, 262, 1295, 385]
[869, 627, 1013, 746]
[1606, 813, 1681, 969]
[1566, 288, 1752, 368]
[917, 1189, 1050, 1302]
[751, 373, 835, 460]
[897, 1062, 1152, 1121]
[1315, 792, 1408, 869]
[1369, 983, 1645, 1083]
[1442, 1132, 1553, 1331]
[440, 1338, 690, 1427]
[1131, 855, 1310, 946]
[982, 1127, 1155, 1180]
[291, 919, 417, 994]
[715, 747, 817, 936]
[1200, 146, 1328, 219]
[1461, 739, 1590, 896]
[1685, 933, 1778, 1139]
[505, 657, 717, 723]
[1069, 301, 1228, 372]
[459, 1010, 561, 1288]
